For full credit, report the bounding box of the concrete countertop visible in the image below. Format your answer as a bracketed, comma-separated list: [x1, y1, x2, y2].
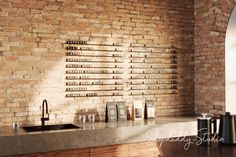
[0, 116, 197, 156]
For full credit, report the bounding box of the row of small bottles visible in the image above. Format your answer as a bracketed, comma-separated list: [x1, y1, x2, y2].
[66, 40, 87, 44]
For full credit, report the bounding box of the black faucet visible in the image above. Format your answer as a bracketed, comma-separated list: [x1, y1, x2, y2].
[41, 99, 49, 127]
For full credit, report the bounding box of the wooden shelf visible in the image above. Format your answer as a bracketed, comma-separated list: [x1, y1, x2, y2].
[129, 56, 177, 59]
[129, 61, 177, 64]
[66, 54, 123, 58]
[66, 83, 123, 86]
[66, 40, 122, 47]
[129, 77, 177, 80]
[66, 89, 123, 92]
[65, 72, 123, 74]
[66, 47, 122, 52]
[128, 50, 176, 54]
[129, 92, 178, 96]
[129, 82, 176, 85]
[84, 43, 122, 47]
[66, 77, 123, 80]
[66, 60, 123, 63]
[129, 87, 178, 91]
[65, 69, 123, 72]
[129, 65, 177, 69]
[129, 44, 174, 49]
[66, 94, 123, 98]
[129, 54, 177, 58]
[129, 72, 178, 74]
[66, 66, 123, 69]
[129, 67, 177, 70]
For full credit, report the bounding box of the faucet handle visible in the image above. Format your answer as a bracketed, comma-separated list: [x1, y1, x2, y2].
[46, 114, 49, 120]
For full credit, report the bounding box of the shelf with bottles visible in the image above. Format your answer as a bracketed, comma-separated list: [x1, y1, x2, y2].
[66, 40, 122, 47]
[129, 59, 177, 64]
[66, 46, 123, 52]
[65, 64, 123, 69]
[68, 66, 123, 69]
[127, 50, 176, 55]
[128, 55, 178, 60]
[128, 43, 175, 52]
[129, 80, 177, 85]
[129, 75, 178, 80]
[65, 70, 123, 74]
[65, 76, 123, 80]
[129, 69, 177, 75]
[129, 54, 177, 59]
[66, 92, 123, 98]
[128, 43, 174, 49]
[65, 58, 123, 63]
[129, 65, 177, 70]
[66, 52, 123, 58]
[65, 81, 123, 86]
[129, 85, 177, 91]
[65, 87, 123, 92]
[66, 63, 123, 68]
[129, 91, 178, 96]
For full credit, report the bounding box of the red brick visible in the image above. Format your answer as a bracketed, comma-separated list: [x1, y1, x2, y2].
[194, 0, 235, 116]
[0, 0, 196, 126]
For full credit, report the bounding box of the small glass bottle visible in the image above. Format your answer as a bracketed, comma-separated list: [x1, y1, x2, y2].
[12, 121, 20, 131]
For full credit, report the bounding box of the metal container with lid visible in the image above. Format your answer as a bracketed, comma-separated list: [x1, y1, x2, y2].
[197, 113, 217, 146]
[219, 112, 236, 144]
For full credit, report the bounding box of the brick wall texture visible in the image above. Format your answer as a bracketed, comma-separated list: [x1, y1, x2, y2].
[0, 0, 208, 126]
[194, 0, 235, 116]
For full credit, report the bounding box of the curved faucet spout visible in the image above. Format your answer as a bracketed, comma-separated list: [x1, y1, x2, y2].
[41, 99, 49, 127]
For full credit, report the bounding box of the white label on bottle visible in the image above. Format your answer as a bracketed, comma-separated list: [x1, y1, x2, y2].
[147, 107, 155, 118]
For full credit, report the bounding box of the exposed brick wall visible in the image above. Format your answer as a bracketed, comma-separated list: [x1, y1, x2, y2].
[194, 0, 236, 116]
[0, 0, 194, 126]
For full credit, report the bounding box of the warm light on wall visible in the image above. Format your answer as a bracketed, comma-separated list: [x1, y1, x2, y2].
[27, 58, 96, 125]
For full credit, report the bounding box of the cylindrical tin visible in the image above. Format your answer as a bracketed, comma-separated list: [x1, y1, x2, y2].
[197, 113, 216, 146]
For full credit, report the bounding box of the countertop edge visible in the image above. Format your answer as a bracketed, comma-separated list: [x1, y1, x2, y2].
[0, 117, 197, 156]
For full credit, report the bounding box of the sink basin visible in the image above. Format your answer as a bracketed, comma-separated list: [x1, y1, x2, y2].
[22, 124, 80, 132]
